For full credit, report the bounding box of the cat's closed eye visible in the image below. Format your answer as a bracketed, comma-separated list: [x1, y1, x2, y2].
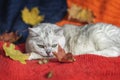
[38, 45, 45, 48]
[52, 44, 57, 47]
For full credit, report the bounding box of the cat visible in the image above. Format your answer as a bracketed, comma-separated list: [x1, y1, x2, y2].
[26, 23, 120, 60]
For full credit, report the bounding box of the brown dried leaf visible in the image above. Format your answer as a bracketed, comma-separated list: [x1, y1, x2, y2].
[61, 53, 76, 62]
[0, 32, 21, 43]
[53, 45, 76, 63]
[46, 71, 53, 78]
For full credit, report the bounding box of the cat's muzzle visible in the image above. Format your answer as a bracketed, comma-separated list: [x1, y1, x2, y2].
[46, 50, 52, 57]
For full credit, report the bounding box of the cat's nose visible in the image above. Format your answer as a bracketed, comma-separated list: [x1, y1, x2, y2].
[46, 50, 51, 56]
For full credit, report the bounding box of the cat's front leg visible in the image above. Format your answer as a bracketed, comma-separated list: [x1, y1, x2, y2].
[28, 52, 43, 60]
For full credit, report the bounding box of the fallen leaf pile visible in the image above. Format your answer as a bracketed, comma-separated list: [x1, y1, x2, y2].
[0, 32, 21, 43]
[53, 45, 76, 63]
[21, 7, 44, 26]
[68, 4, 95, 23]
[3, 43, 29, 64]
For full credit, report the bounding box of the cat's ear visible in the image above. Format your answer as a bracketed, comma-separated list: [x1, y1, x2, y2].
[28, 28, 38, 36]
[55, 29, 64, 36]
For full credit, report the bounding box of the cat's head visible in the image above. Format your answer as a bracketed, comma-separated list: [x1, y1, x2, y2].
[28, 23, 65, 57]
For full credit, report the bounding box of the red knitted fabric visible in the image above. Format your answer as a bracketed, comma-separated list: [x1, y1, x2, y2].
[0, 41, 120, 80]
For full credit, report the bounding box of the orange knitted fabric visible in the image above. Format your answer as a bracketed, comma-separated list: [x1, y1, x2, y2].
[57, 0, 120, 27]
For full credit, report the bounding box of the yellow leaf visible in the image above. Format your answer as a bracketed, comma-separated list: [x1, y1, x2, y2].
[31, 7, 39, 15]
[68, 4, 95, 23]
[3, 43, 29, 64]
[21, 7, 44, 26]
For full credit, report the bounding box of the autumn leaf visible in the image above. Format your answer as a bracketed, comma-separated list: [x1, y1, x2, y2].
[60, 53, 76, 62]
[68, 4, 82, 20]
[0, 32, 21, 43]
[46, 71, 53, 78]
[68, 4, 95, 23]
[53, 45, 76, 63]
[21, 7, 44, 26]
[3, 43, 29, 64]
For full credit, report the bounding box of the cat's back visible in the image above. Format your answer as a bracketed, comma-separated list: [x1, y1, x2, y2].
[86, 23, 120, 37]
[87, 23, 120, 32]
[69, 23, 120, 34]
[62, 24, 81, 36]
[34, 23, 61, 30]
[62, 23, 109, 33]
[62, 23, 120, 40]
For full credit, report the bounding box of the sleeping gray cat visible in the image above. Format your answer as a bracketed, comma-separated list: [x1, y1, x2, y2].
[26, 23, 120, 60]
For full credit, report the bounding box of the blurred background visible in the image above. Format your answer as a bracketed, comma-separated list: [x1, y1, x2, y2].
[0, 0, 120, 43]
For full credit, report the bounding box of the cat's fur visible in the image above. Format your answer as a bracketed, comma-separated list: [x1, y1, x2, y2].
[26, 23, 120, 60]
